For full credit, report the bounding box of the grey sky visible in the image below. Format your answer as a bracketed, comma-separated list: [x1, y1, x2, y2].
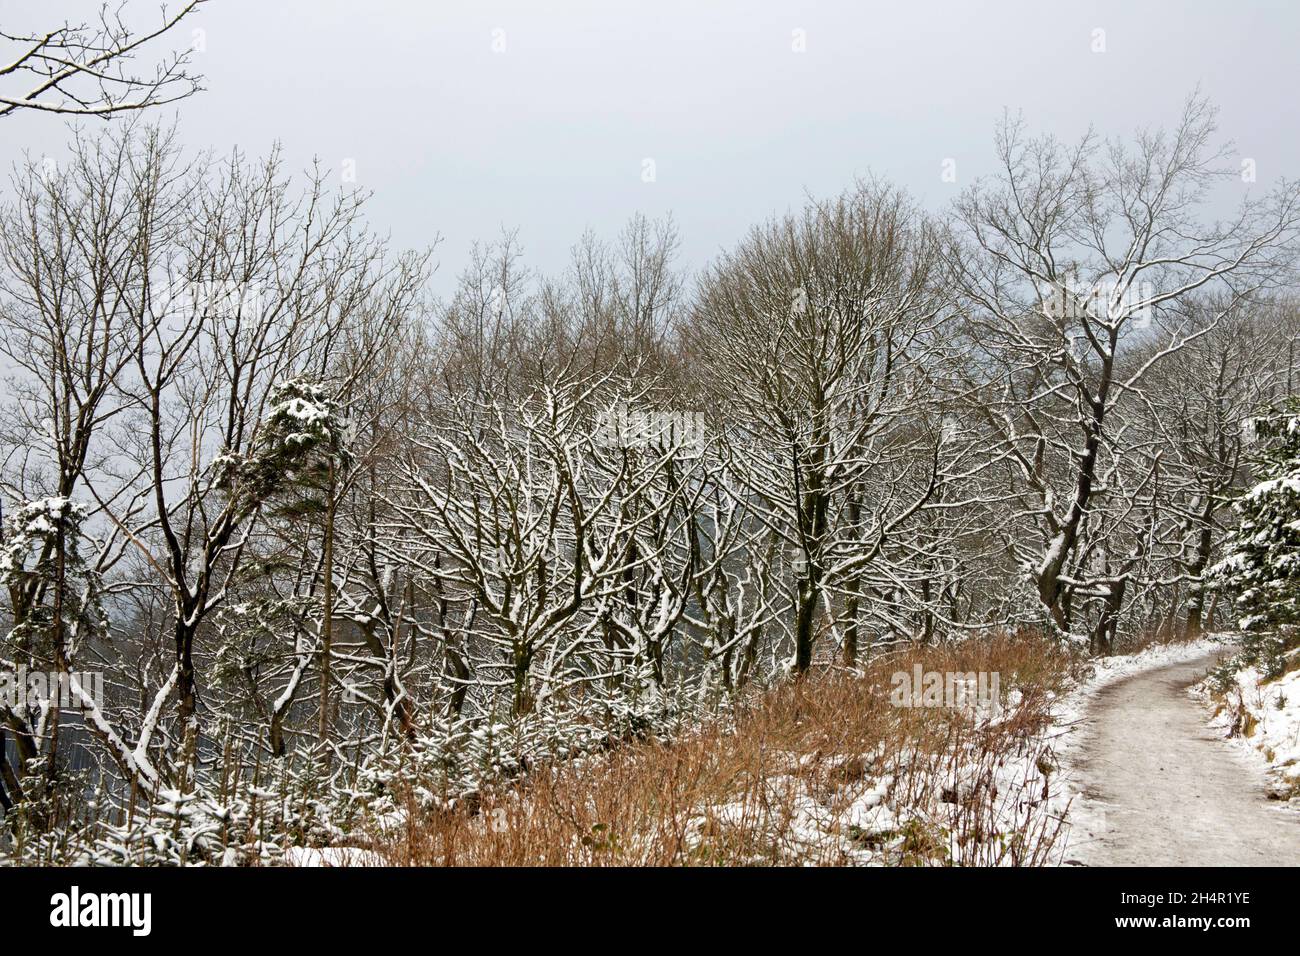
[2, 0, 1298, 295]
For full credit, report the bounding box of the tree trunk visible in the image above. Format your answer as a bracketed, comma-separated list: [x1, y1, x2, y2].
[319, 459, 336, 753]
[175, 615, 200, 783]
[794, 579, 818, 674]
[46, 517, 66, 783]
[793, 444, 829, 674]
[0, 729, 18, 810]
[447, 644, 470, 717]
[1038, 354, 1114, 632]
[842, 491, 862, 666]
[1185, 498, 1217, 637]
[511, 644, 534, 717]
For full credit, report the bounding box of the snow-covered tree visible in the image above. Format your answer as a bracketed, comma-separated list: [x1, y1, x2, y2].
[1212, 399, 1300, 677]
[950, 94, 1300, 645]
[690, 180, 949, 672]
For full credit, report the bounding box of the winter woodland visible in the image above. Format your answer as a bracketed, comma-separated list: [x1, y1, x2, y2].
[2, 85, 1300, 861]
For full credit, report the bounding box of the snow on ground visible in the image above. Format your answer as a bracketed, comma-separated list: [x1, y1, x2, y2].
[682, 709, 1068, 866]
[1196, 653, 1300, 799]
[507, 640, 1242, 867]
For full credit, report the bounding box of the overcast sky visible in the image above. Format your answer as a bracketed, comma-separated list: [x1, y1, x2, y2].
[3, 0, 1298, 294]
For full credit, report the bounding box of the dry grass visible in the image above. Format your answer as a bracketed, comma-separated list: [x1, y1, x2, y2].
[371, 633, 1078, 866]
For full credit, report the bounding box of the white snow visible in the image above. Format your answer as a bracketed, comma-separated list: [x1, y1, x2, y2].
[1198, 656, 1300, 799]
[681, 715, 1069, 866]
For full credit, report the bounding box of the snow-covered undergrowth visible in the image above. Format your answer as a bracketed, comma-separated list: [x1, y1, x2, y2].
[678, 727, 1066, 867]
[1198, 644, 1300, 800]
[1194, 400, 1300, 801]
[1, 772, 346, 867]
[0, 696, 688, 866]
[323, 637, 1249, 867]
[340, 696, 689, 824]
[8, 636, 1236, 867]
[375, 634, 1080, 866]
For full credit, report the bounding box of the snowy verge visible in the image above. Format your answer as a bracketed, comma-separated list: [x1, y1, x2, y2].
[680, 735, 1066, 867]
[1194, 649, 1300, 800]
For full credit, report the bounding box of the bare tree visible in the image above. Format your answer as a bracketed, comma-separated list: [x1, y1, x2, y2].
[949, 95, 1300, 642]
[0, 2, 205, 120]
[691, 180, 948, 672]
[0, 123, 185, 807]
[1137, 295, 1298, 637]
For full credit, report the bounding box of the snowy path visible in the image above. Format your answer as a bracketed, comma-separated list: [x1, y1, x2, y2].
[1067, 650, 1300, 866]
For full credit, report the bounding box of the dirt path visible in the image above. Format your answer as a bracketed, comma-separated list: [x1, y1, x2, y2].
[1068, 650, 1300, 866]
